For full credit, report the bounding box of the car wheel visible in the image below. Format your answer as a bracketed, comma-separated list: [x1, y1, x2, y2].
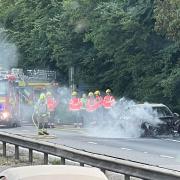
[142, 122, 157, 137]
[13, 123, 18, 128]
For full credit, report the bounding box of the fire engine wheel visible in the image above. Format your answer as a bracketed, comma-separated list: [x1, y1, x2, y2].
[12, 123, 18, 128]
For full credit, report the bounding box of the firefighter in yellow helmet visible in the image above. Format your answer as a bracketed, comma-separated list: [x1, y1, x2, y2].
[94, 90, 103, 108]
[94, 90, 103, 122]
[34, 93, 49, 135]
[46, 91, 57, 128]
[103, 89, 115, 109]
[86, 92, 97, 126]
[69, 91, 82, 127]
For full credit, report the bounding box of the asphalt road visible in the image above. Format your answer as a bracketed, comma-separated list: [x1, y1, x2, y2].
[1, 125, 180, 171]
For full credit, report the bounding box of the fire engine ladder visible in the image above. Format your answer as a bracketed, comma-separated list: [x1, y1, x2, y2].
[26, 69, 56, 82]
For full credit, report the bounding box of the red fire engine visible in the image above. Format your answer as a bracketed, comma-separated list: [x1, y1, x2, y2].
[0, 70, 21, 127]
[0, 68, 57, 127]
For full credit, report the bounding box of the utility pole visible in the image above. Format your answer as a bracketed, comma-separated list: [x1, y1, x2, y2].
[69, 66, 75, 92]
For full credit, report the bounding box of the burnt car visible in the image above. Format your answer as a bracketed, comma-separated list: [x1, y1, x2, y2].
[133, 104, 180, 137]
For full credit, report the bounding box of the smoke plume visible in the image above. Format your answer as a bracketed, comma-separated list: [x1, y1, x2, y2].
[0, 28, 18, 69]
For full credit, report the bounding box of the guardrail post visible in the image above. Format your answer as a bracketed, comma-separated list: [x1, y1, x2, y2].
[15, 145, 19, 160]
[44, 153, 48, 165]
[101, 169, 106, 174]
[61, 157, 65, 165]
[3, 142, 6, 157]
[125, 174, 130, 180]
[29, 149, 33, 163]
[80, 162, 84, 167]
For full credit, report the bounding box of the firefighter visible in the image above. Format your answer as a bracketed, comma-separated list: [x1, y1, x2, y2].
[46, 91, 57, 128]
[86, 92, 98, 126]
[94, 90, 103, 109]
[80, 93, 87, 127]
[69, 91, 82, 127]
[102, 89, 116, 124]
[35, 93, 49, 135]
[103, 89, 115, 109]
[94, 90, 103, 122]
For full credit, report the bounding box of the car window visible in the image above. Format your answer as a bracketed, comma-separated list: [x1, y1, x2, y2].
[152, 107, 173, 117]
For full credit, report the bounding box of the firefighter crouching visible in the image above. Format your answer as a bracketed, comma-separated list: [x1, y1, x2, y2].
[46, 91, 57, 128]
[69, 91, 82, 127]
[34, 93, 49, 135]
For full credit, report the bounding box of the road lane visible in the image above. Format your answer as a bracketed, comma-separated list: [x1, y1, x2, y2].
[2, 126, 180, 171]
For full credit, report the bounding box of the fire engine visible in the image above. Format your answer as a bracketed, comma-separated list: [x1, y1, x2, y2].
[0, 70, 21, 127]
[0, 68, 57, 127]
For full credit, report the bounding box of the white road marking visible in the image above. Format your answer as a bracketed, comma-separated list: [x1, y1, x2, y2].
[143, 152, 148, 154]
[160, 155, 174, 159]
[22, 130, 29, 132]
[121, 148, 132, 151]
[163, 139, 180, 143]
[87, 142, 97, 145]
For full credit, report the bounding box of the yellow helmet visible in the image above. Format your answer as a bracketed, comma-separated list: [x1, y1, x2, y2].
[72, 91, 77, 96]
[106, 89, 111, 93]
[88, 92, 94, 97]
[46, 91, 52, 96]
[39, 93, 46, 100]
[94, 90, 100, 96]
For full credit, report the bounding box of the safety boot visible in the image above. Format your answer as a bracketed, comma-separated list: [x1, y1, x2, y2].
[42, 129, 49, 135]
[38, 130, 44, 135]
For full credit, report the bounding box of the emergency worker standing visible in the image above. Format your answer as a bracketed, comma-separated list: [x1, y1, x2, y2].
[35, 93, 49, 135]
[103, 89, 115, 109]
[69, 91, 82, 127]
[80, 93, 87, 127]
[46, 91, 57, 128]
[94, 90, 103, 122]
[94, 90, 103, 109]
[86, 92, 98, 125]
[102, 89, 115, 124]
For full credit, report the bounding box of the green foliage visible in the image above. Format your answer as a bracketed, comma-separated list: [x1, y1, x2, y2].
[154, 0, 180, 42]
[0, 0, 179, 112]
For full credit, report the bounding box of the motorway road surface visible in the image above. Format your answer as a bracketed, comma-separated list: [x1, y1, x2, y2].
[1, 125, 180, 171]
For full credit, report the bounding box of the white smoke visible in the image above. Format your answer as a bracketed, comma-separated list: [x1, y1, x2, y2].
[0, 28, 18, 69]
[86, 98, 162, 138]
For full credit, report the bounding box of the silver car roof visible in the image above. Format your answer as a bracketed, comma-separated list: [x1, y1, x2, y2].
[0, 165, 108, 180]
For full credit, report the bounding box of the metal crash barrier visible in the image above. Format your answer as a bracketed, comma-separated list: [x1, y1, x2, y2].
[0, 132, 180, 180]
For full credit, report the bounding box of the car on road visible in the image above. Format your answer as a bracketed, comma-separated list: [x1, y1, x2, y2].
[133, 103, 180, 136]
[0, 165, 108, 180]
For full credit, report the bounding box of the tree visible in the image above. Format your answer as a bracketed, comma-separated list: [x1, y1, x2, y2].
[154, 0, 180, 41]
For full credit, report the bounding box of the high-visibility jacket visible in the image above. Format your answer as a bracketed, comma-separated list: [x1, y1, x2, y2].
[86, 98, 98, 112]
[35, 99, 48, 115]
[80, 97, 87, 110]
[47, 97, 57, 112]
[69, 97, 82, 111]
[95, 96, 103, 108]
[103, 95, 115, 109]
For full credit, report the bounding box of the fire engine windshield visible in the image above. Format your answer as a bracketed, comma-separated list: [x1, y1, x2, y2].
[0, 81, 8, 95]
